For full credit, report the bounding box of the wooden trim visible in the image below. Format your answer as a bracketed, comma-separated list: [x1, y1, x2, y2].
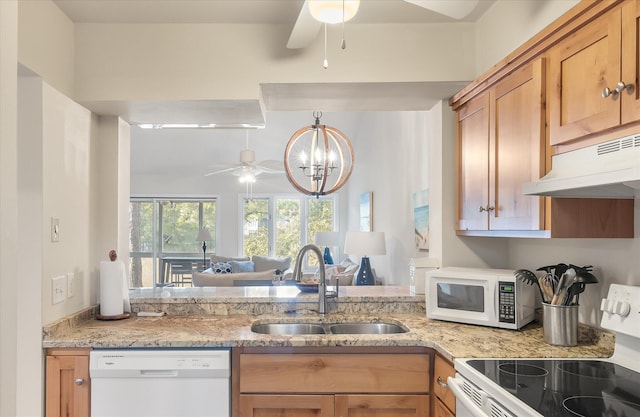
[451, 0, 623, 109]
[235, 346, 433, 355]
[45, 348, 91, 356]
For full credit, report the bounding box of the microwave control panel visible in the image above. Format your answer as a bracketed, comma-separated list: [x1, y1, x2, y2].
[498, 281, 516, 324]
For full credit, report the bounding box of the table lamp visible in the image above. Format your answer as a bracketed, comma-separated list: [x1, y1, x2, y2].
[314, 231, 340, 265]
[195, 228, 213, 270]
[344, 231, 386, 285]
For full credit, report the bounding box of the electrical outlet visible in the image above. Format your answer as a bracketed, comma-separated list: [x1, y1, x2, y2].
[67, 272, 75, 298]
[52, 275, 67, 304]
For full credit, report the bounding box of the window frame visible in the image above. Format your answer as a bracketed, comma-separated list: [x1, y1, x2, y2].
[238, 193, 339, 270]
[129, 196, 220, 287]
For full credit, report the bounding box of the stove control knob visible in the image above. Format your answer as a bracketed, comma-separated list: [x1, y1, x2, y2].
[613, 301, 631, 317]
[600, 298, 614, 313]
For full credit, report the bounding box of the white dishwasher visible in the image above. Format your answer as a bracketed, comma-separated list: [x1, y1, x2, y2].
[90, 349, 230, 417]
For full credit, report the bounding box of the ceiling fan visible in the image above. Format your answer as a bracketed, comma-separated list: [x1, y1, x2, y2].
[204, 132, 284, 183]
[287, 0, 480, 49]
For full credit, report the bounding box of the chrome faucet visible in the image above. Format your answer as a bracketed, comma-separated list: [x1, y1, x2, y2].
[292, 244, 337, 315]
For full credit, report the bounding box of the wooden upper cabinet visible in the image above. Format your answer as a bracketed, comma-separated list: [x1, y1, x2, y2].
[490, 59, 545, 231]
[620, 0, 640, 123]
[457, 92, 490, 231]
[457, 59, 545, 234]
[549, 2, 640, 146]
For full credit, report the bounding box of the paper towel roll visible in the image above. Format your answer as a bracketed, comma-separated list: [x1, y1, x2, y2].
[100, 261, 125, 316]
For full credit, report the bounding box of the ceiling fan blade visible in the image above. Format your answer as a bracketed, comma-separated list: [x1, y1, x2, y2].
[204, 166, 239, 176]
[287, 0, 322, 49]
[404, 0, 479, 19]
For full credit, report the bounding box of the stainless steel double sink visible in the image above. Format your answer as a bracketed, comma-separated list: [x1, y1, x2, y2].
[251, 321, 408, 335]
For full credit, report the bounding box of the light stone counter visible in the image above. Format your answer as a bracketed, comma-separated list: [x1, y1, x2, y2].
[43, 286, 614, 362]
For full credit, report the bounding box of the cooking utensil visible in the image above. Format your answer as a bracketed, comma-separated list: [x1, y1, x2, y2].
[538, 274, 555, 303]
[565, 270, 598, 305]
[551, 268, 575, 305]
[514, 269, 545, 301]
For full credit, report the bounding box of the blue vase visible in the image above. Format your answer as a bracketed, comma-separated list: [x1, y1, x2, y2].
[323, 247, 334, 265]
[356, 257, 374, 285]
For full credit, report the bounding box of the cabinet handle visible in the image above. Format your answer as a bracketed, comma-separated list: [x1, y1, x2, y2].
[616, 81, 634, 94]
[602, 87, 615, 98]
[479, 205, 495, 212]
[479, 206, 486, 212]
[486, 205, 495, 212]
[75, 378, 84, 386]
[436, 376, 448, 389]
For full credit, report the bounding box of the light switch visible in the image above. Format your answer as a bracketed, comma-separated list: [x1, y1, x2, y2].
[51, 218, 60, 242]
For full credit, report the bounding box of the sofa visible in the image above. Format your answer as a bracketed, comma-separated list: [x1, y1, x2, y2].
[193, 255, 292, 287]
[192, 255, 360, 287]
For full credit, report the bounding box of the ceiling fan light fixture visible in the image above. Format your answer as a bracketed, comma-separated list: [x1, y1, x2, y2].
[308, 0, 360, 24]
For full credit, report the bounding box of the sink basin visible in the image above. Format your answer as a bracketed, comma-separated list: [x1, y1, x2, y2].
[251, 323, 326, 335]
[328, 323, 407, 334]
[251, 321, 408, 335]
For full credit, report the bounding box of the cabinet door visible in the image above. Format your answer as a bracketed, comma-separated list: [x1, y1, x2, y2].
[548, 8, 621, 145]
[45, 351, 90, 417]
[621, 0, 640, 124]
[490, 59, 545, 230]
[239, 394, 334, 417]
[457, 93, 490, 231]
[433, 398, 455, 417]
[433, 355, 456, 415]
[335, 394, 429, 417]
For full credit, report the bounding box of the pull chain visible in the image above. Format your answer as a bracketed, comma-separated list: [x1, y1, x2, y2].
[323, 23, 329, 69]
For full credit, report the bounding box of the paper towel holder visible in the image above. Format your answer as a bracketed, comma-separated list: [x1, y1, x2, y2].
[96, 250, 131, 321]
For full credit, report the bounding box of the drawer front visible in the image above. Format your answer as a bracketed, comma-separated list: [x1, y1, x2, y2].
[433, 355, 456, 413]
[240, 353, 430, 394]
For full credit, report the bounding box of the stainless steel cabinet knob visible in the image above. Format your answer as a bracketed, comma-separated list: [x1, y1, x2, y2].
[602, 87, 613, 98]
[75, 378, 84, 386]
[616, 81, 634, 94]
[437, 376, 449, 389]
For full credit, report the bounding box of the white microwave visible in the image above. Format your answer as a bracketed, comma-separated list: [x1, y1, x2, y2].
[425, 267, 537, 330]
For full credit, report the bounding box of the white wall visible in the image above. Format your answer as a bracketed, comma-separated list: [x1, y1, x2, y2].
[344, 111, 430, 284]
[73, 22, 476, 102]
[17, 0, 75, 98]
[474, 0, 580, 75]
[1, 2, 19, 416]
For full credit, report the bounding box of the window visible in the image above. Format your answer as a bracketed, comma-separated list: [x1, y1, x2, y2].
[129, 198, 217, 288]
[241, 195, 337, 270]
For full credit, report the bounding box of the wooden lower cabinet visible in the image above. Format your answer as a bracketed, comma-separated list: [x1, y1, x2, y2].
[235, 347, 432, 417]
[239, 394, 429, 417]
[45, 348, 91, 417]
[335, 394, 429, 417]
[239, 394, 334, 417]
[434, 398, 455, 417]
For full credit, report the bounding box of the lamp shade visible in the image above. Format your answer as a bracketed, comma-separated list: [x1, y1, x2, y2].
[308, 0, 360, 24]
[195, 228, 213, 242]
[314, 231, 340, 247]
[344, 231, 386, 256]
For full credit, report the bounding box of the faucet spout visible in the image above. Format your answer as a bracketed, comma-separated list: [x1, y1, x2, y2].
[292, 244, 336, 315]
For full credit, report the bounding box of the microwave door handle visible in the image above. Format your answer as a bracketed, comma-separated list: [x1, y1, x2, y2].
[447, 375, 490, 417]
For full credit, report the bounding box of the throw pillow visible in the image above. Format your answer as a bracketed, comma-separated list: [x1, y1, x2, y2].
[211, 261, 232, 274]
[230, 260, 255, 273]
[211, 255, 250, 263]
[252, 255, 291, 272]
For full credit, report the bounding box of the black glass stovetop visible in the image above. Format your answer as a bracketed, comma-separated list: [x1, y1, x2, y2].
[467, 359, 640, 417]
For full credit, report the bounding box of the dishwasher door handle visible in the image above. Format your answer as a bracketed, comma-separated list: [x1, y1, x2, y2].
[140, 370, 179, 377]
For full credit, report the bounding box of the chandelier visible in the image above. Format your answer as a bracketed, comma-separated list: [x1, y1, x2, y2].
[284, 112, 354, 198]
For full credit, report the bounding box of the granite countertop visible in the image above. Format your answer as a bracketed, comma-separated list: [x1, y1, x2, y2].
[43, 286, 615, 362]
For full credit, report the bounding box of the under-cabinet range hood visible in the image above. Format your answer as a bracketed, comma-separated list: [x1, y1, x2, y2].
[523, 133, 640, 198]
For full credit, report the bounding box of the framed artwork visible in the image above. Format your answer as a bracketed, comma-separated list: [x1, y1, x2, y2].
[413, 189, 429, 250]
[359, 192, 373, 231]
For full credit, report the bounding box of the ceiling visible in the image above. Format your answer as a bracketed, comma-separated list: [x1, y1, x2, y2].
[52, 0, 495, 127]
[50, 0, 494, 178]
